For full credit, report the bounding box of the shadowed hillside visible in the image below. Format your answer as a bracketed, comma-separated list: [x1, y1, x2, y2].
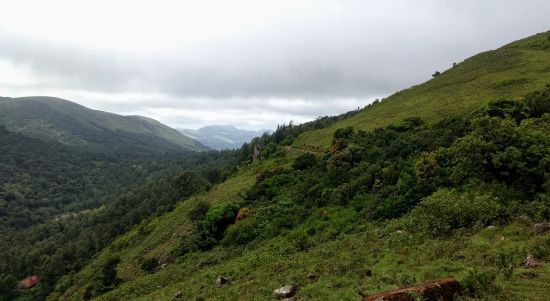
[0, 96, 208, 154]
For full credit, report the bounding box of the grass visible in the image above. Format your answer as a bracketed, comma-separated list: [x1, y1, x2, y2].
[50, 32, 550, 301]
[293, 31, 550, 150]
[84, 219, 549, 301]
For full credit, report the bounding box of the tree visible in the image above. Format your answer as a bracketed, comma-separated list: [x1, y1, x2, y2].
[0, 273, 17, 301]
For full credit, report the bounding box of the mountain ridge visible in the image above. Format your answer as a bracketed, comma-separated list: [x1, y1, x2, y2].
[179, 125, 265, 150]
[0, 96, 209, 154]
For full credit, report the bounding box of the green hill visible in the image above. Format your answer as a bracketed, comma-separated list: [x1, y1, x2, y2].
[294, 31, 550, 151]
[0, 96, 208, 153]
[45, 32, 550, 301]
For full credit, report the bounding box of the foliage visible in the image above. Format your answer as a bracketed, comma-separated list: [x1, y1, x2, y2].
[140, 258, 158, 274]
[0, 273, 16, 301]
[524, 84, 550, 117]
[292, 153, 318, 170]
[408, 189, 504, 238]
[203, 202, 240, 237]
[89, 256, 121, 295]
[187, 200, 210, 222]
[462, 270, 496, 298]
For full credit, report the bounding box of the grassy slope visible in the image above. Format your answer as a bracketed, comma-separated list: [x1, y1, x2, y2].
[294, 31, 550, 150]
[53, 149, 550, 301]
[52, 32, 550, 300]
[53, 151, 298, 301]
[0, 96, 207, 151]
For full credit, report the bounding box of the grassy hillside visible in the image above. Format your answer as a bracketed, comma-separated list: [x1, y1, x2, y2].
[46, 32, 550, 301]
[294, 31, 550, 150]
[0, 96, 207, 153]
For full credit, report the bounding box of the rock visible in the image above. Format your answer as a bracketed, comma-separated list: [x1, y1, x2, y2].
[521, 255, 541, 268]
[485, 225, 496, 230]
[307, 273, 317, 281]
[273, 285, 298, 300]
[253, 144, 262, 161]
[363, 278, 461, 301]
[533, 223, 550, 235]
[216, 276, 229, 286]
[394, 230, 403, 234]
[171, 290, 182, 300]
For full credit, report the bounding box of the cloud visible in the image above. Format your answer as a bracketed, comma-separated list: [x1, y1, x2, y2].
[1, 0, 549, 129]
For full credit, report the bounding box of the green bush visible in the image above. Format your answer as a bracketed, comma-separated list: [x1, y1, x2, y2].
[187, 200, 210, 222]
[496, 252, 514, 279]
[462, 269, 496, 298]
[333, 126, 354, 139]
[292, 153, 317, 170]
[222, 217, 261, 246]
[408, 189, 503, 237]
[140, 258, 158, 274]
[203, 202, 239, 237]
[261, 143, 286, 159]
[89, 256, 121, 295]
[524, 84, 550, 117]
[0, 274, 17, 301]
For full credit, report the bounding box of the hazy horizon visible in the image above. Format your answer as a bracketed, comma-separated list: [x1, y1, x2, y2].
[1, 0, 550, 130]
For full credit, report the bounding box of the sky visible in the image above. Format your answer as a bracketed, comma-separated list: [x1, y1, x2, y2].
[1, 1, 550, 130]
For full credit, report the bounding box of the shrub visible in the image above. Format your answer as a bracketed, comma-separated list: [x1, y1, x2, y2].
[331, 138, 348, 153]
[89, 256, 121, 295]
[288, 228, 311, 251]
[0, 274, 17, 301]
[140, 258, 158, 273]
[222, 216, 260, 246]
[462, 270, 496, 298]
[262, 143, 286, 159]
[334, 126, 354, 139]
[408, 189, 503, 237]
[187, 200, 210, 222]
[292, 153, 317, 170]
[236, 207, 251, 221]
[496, 252, 514, 279]
[524, 84, 550, 117]
[203, 202, 239, 237]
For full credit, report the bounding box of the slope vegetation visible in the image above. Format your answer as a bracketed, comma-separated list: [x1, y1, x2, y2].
[46, 32, 550, 301]
[0, 96, 207, 153]
[294, 31, 550, 150]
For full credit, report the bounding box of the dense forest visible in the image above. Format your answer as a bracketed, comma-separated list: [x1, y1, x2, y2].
[0, 126, 240, 300]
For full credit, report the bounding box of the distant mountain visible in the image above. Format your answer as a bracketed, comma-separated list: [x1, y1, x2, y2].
[179, 125, 265, 150]
[0, 96, 208, 154]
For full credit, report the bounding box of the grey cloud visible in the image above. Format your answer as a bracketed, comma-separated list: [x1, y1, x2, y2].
[1, 0, 550, 129]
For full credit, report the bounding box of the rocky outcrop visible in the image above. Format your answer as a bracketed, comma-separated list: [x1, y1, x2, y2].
[171, 290, 182, 300]
[216, 276, 229, 286]
[253, 144, 261, 161]
[273, 285, 298, 300]
[17, 275, 40, 290]
[533, 223, 550, 234]
[521, 255, 541, 268]
[363, 278, 461, 301]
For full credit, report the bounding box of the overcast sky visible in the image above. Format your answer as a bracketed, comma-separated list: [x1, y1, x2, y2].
[1, 0, 549, 130]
